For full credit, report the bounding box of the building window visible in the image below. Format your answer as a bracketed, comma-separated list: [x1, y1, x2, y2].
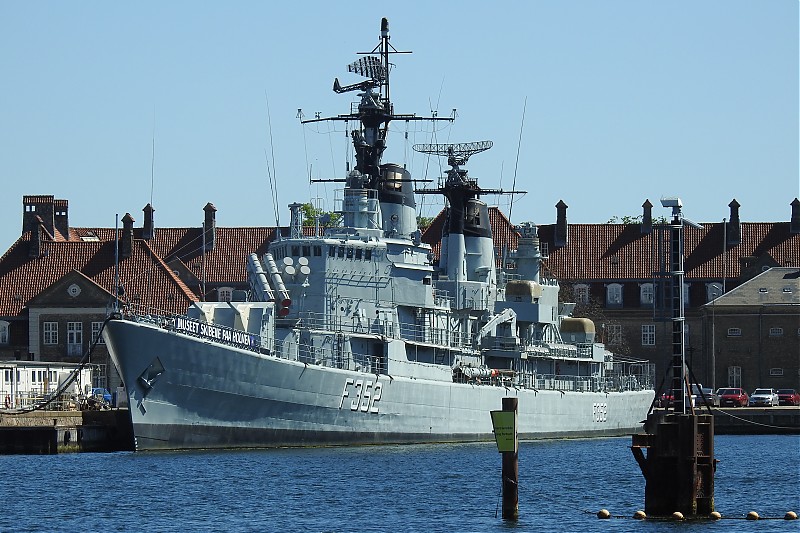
[607, 283, 623, 307]
[706, 282, 723, 303]
[43, 322, 58, 345]
[683, 282, 690, 307]
[67, 322, 83, 356]
[91, 322, 106, 345]
[641, 324, 655, 346]
[0, 321, 8, 345]
[727, 328, 741, 337]
[769, 368, 784, 376]
[769, 327, 783, 337]
[574, 284, 589, 304]
[640, 283, 654, 306]
[217, 287, 234, 302]
[607, 324, 623, 345]
[727, 366, 741, 388]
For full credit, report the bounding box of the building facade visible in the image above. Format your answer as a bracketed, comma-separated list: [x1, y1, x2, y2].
[2, 194, 798, 395]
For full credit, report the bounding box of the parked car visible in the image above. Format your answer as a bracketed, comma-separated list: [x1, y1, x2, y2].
[776, 389, 800, 406]
[749, 388, 779, 407]
[695, 387, 719, 407]
[657, 392, 674, 408]
[718, 387, 749, 407]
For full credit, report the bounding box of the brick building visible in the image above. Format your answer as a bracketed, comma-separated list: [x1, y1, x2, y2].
[1, 194, 798, 394]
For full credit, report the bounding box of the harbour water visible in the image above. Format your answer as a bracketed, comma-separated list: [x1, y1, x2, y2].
[1, 434, 797, 532]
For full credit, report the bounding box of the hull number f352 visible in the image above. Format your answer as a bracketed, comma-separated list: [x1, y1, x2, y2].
[339, 378, 382, 413]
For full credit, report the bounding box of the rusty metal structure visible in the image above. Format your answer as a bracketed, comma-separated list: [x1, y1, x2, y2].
[631, 198, 716, 516]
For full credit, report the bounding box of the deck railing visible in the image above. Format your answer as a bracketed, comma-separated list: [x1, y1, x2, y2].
[117, 305, 655, 393]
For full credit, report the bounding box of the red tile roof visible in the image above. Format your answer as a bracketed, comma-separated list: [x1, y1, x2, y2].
[422, 208, 800, 281]
[0, 234, 196, 317]
[539, 222, 800, 281]
[3, 202, 798, 320]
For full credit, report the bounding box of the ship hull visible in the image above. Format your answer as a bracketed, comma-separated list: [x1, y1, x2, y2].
[105, 318, 654, 451]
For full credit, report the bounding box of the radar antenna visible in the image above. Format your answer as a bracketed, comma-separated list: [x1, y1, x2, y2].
[412, 141, 493, 168]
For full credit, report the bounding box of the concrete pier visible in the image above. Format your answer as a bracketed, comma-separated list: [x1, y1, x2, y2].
[0, 409, 134, 454]
[712, 406, 800, 435]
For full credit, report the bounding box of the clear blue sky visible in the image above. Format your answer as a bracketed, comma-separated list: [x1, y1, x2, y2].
[1, 1, 797, 251]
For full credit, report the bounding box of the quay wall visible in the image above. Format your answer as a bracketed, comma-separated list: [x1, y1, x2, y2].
[0, 409, 134, 453]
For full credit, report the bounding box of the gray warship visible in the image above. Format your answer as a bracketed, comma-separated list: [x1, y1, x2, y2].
[104, 19, 655, 451]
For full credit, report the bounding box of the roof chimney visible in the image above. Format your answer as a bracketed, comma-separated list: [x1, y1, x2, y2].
[121, 213, 134, 259]
[203, 202, 217, 251]
[28, 215, 43, 258]
[143, 203, 155, 240]
[554, 200, 568, 247]
[791, 198, 800, 234]
[53, 199, 69, 240]
[22, 195, 55, 238]
[727, 199, 741, 246]
[641, 199, 653, 234]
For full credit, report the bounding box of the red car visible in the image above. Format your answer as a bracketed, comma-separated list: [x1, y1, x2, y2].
[718, 387, 749, 407]
[776, 389, 800, 406]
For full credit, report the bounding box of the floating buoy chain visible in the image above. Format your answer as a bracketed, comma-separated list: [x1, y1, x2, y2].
[594, 509, 798, 521]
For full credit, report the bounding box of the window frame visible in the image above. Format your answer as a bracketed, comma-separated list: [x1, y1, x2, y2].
[91, 321, 106, 345]
[574, 284, 589, 305]
[641, 324, 656, 346]
[640, 283, 654, 306]
[607, 324, 623, 345]
[43, 322, 58, 345]
[607, 283, 623, 307]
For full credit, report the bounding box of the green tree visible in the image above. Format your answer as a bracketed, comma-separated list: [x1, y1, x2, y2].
[417, 215, 435, 231]
[301, 203, 341, 228]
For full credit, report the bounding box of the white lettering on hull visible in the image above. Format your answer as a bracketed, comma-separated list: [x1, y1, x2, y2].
[592, 402, 608, 422]
[339, 378, 382, 413]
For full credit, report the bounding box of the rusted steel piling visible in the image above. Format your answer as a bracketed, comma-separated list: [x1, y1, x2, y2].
[631, 411, 716, 516]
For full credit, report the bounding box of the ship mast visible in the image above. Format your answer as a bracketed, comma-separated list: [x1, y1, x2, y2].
[302, 17, 450, 189]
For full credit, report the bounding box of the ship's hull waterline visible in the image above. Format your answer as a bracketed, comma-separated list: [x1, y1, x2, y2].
[105, 319, 654, 451]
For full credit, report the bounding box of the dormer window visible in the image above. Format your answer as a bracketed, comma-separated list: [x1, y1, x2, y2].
[640, 283, 654, 306]
[217, 287, 234, 302]
[607, 283, 623, 307]
[574, 284, 589, 304]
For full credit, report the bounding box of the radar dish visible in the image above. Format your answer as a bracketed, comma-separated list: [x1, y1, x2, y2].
[348, 56, 387, 81]
[412, 141, 493, 167]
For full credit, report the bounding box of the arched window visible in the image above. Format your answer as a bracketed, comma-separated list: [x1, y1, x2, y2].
[640, 283, 654, 306]
[606, 283, 623, 307]
[574, 284, 589, 304]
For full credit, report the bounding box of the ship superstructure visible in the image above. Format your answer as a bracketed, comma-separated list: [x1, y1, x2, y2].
[103, 19, 654, 451]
